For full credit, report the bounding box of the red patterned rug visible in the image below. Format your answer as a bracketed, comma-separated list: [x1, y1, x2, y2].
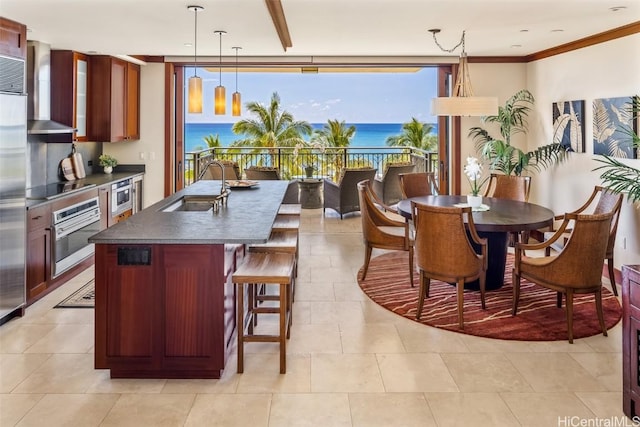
[357, 252, 622, 341]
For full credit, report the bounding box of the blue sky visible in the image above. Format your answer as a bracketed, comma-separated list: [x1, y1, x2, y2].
[185, 67, 438, 124]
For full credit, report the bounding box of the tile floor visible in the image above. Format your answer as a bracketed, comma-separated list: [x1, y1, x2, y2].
[0, 208, 627, 426]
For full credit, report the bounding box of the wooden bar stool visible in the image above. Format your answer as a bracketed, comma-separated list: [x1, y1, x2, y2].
[278, 203, 302, 216]
[272, 214, 300, 232]
[233, 252, 295, 374]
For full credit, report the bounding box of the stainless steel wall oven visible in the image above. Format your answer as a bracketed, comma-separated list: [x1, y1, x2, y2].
[51, 196, 101, 278]
[111, 178, 132, 216]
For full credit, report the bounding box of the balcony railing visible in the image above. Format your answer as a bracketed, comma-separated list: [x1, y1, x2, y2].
[184, 146, 438, 186]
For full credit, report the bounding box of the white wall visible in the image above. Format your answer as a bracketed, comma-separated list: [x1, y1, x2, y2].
[103, 63, 165, 208]
[526, 34, 640, 267]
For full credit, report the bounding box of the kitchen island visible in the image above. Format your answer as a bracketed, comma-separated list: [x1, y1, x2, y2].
[89, 180, 288, 378]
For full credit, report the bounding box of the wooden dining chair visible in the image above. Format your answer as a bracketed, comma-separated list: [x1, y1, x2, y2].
[543, 186, 623, 296]
[411, 202, 487, 328]
[512, 211, 614, 343]
[357, 180, 414, 287]
[484, 173, 531, 202]
[399, 172, 438, 199]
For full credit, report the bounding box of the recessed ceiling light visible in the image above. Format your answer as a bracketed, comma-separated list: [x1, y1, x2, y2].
[551, 29, 564, 33]
[184, 42, 193, 47]
[511, 44, 522, 48]
[610, 6, 627, 11]
[519, 29, 529, 33]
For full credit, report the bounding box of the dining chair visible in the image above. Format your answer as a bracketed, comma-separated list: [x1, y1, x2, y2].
[357, 180, 414, 287]
[484, 173, 532, 245]
[543, 186, 623, 296]
[399, 172, 438, 199]
[372, 163, 416, 205]
[512, 211, 614, 343]
[245, 166, 281, 180]
[324, 168, 377, 219]
[411, 202, 487, 328]
[200, 159, 240, 180]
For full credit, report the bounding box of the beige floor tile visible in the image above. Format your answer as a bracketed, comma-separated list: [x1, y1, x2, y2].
[505, 352, 606, 392]
[377, 353, 458, 392]
[333, 280, 367, 301]
[101, 393, 195, 427]
[526, 339, 597, 353]
[236, 353, 310, 393]
[349, 392, 436, 427]
[0, 324, 56, 353]
[458, 334, 537, 353]
[286, 323, 343, 354]
[501, 392, 596, 426]
[311, 353, 384, 392]
[16, 393, 118, 427]
[162, 377, 239, 394]
[20, 308, 95, 325]
[575, 391, 626, 418]
[309, 266, 356, 283]
[359, 298, 409, 324]
[310, 301, 365, 325]
[294, 280, 336, 301]
[24, 324, 94, 353]
[269, 393, 351, 427]
[583, 323, 623, 353]
[12, 353, 102, 394]
[395, 321, 469, 353]
[86, 370, 167, 393]
[292, 300, 312, 325]
[185, 393, 271, 427]
[0, 394, 43, 427]
[425, 392, 520, 426]
[339, 323, 406, 353]
[441, 353, 533, 392]
[0, 353, 51, 393]
[569, 352, 623, 391]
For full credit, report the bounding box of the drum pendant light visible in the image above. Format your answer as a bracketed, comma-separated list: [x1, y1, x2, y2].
[231, 46, 242, 116]
[187, 5, 204, 113]
[214, 30, 227, 115]
[429, 29, 498, 117]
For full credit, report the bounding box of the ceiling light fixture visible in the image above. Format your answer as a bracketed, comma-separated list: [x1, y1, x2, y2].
[187, 5, 204, 114]
[232, 46, 242, 116]
[214, 30, 227, 115]
[429, 29, 498, 117]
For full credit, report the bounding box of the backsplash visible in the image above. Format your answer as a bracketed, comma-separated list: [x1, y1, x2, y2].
[26, 137, 100, 187]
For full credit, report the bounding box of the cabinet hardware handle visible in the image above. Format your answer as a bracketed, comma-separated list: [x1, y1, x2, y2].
[32, 216, 42, 220]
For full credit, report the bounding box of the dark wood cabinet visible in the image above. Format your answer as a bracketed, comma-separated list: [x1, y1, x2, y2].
[95, 243, 242, 378]
[0, 17, 26, 59]
[89, 56, 140, 142]
[51, 50, 89, 142]
[26, 205, 51, 301]
[623, 264, 640, 419]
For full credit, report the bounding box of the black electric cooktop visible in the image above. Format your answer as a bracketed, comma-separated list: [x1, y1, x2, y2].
[26, 182, 97, 200]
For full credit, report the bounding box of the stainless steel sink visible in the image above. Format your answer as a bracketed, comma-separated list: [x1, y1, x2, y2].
[162, 195, 221, 212]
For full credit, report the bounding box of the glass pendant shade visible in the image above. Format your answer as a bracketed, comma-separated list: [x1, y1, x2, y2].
[188, 76, 202, 113]
[232, 92, 241, 116]
[215, 85, 226, 115]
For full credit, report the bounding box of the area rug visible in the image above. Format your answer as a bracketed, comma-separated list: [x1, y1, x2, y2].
[55, 279, 95, 308]
[357, 252, 622, 341]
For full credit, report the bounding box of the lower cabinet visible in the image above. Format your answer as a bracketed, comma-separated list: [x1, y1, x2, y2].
[26, 204, 51, 301]
[95, 243, 242, 378]
[623, 264, 640, 419]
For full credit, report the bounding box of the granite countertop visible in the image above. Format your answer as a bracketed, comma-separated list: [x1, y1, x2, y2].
[89, 180, 288, 245]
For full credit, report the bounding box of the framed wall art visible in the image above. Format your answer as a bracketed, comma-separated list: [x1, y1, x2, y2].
[552, 100, 585, 153]
[593, 96, 638, 158]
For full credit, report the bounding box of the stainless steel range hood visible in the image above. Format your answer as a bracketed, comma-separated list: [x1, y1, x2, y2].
[27, 41, 75, 135]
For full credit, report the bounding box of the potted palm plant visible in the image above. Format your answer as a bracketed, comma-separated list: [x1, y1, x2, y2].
[593, 95, 640, 203]
[469, 89, 569, 176]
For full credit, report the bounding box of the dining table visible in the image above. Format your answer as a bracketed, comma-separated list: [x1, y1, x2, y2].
[396, 195, 555, 290]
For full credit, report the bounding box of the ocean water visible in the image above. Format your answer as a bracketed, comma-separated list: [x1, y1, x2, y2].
[185, 122, 438, 152]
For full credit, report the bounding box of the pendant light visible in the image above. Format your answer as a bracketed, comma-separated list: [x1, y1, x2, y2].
[214, 30, 227, 115]
[429, 29, 498, 117]
[231, 46, 242, 116]
[187, 5, 204, 114]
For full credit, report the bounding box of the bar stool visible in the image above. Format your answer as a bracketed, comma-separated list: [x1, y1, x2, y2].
[278, 203, 302, 216]
[233, 252, 295, 374]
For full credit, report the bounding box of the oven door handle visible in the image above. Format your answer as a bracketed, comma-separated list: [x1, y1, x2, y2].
[54, 210, 101, 239]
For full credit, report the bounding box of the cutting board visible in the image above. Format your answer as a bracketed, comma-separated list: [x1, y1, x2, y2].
[72, 150, 86, 179]
[60, 157, 76, 181]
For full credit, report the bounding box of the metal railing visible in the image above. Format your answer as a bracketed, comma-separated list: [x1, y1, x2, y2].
[184, 146, 438, 186]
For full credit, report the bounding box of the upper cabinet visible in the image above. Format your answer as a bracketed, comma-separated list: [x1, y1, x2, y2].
[51, 51, 89, 142]
[0, 17, 26, 59]
[89, 56, 140, 142]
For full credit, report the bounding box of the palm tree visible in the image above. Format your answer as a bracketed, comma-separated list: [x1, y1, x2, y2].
[311, 119, 356, 178]
[385, 118, 436, 151]
[203, 134, 221, 148]
[469, 89, 568, 176]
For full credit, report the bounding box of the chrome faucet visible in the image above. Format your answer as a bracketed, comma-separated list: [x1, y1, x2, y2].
[197, 159, 230, 211]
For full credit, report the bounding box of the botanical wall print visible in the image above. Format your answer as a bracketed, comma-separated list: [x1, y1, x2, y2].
[593, 96, 638, 158]
[552, 100, 585, 152]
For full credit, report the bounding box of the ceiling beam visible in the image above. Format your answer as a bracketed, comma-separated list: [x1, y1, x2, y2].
[265, 0, 292, 52]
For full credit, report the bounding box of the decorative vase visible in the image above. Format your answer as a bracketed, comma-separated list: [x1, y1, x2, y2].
[103, 166, 113, 174]
[467, 194, 482, 208]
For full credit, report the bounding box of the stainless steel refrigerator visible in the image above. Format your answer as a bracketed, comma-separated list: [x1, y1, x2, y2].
[0, 86, 27, 322]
